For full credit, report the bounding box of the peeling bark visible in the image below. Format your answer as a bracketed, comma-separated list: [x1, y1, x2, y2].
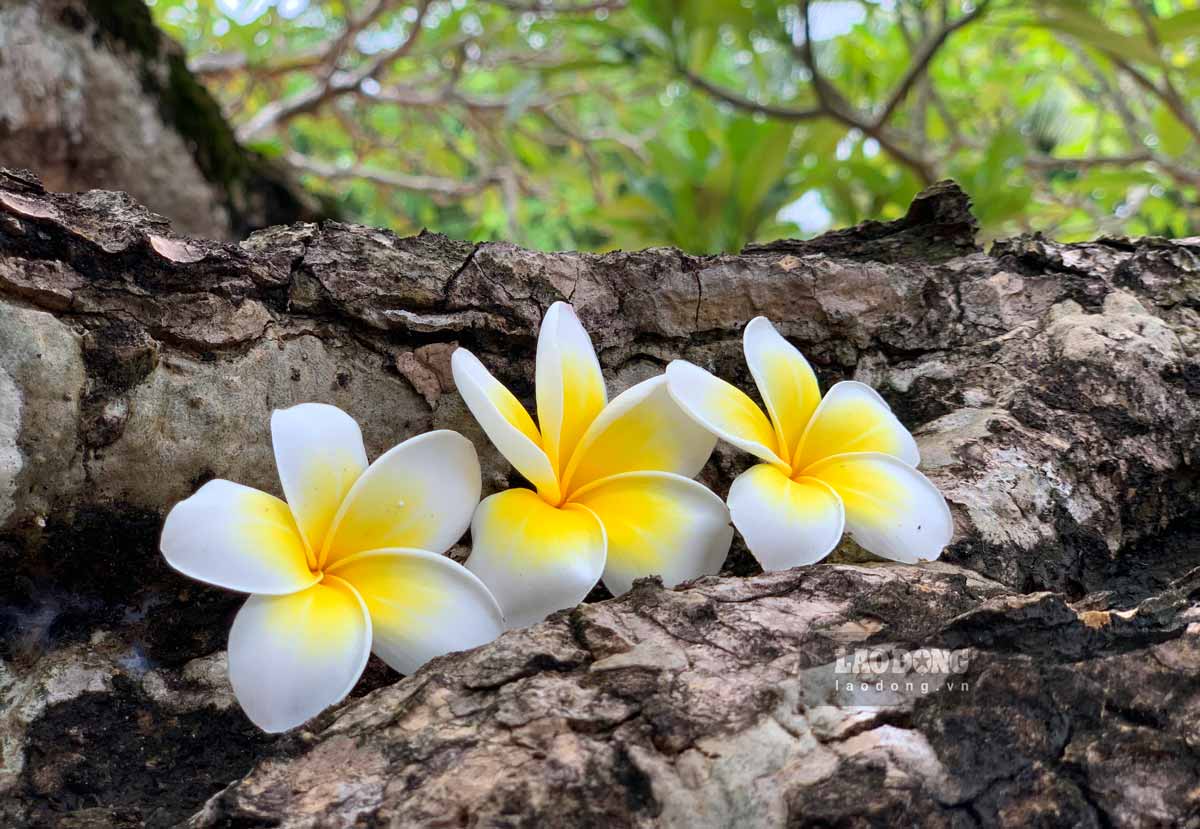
[0, 170, 1198, 826]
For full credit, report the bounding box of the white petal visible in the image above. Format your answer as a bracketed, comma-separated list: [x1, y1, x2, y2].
[665, 360, 787, 469]
[535, 302, 607, 479]
[571, 471, 733, 596]
[322, 430, 481, 567]
[227, 577, 371, 732]
[451, 347, 561, 503]
[793, 381, 919, 471]
[727, 463, 845, 571]
[743, 317, 822, 462]
[466, 488, 606, 629]
[561, 376, 717, 496]
[805, 452, 953, 564]
[271, 403, 368, 558]
[160, 479, 317, 594]
[328, 548, 504, 674]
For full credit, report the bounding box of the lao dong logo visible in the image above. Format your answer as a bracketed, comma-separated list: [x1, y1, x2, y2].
[833, 646, 971, 696]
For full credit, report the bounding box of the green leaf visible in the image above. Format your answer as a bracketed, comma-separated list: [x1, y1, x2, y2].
[1153, 104, 1193, 157]
[1034, 3, 1163, 65]
[1156, 8, 1200, 44]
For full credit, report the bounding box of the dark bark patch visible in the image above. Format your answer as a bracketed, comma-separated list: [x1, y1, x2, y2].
[20, 677, 277, 829]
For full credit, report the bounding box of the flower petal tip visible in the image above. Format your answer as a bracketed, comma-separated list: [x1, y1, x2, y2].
[228, 578, 372, 733]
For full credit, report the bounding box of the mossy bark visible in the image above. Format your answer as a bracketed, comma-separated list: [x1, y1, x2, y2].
[0, 0, 329, 240]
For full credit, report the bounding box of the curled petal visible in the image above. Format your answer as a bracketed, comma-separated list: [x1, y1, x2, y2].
[328, 548, 504, 675]
[743, 317, 821, 463]
[571, 471, 732, 596]
[452, 348, 561, 503]
[227, 577, 371, 733]
[665, 360, 786, 469]
[727, 464, 845, 571]
[466, 488, 606, 629]
[793, 381, 919, 472]
[161, 479, 317, 595]
[561, 376, 717, 496]
[805, 452, 952, 564]
[535, 302, 607, 479]
[271, 403, 368, 559]
[322, 431, 481, 567]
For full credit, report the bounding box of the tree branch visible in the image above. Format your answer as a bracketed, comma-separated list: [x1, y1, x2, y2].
[285, 152, 499, 198]
[1104, 52, 1200, 145]
[675, 1, 937, 184]
[485, 0, 626, 12]
[873, 0, 989, 128]
[674, 65, 823, 121]
[237, 1, 432, 142]
[191, 0, 397, 80]
[1028, 153, 1200, 188]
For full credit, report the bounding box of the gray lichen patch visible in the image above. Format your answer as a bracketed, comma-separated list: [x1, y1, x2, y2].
[0, 365, 21, 528]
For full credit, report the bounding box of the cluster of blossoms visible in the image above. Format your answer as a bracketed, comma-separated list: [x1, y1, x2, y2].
[161, 303, 951, 732]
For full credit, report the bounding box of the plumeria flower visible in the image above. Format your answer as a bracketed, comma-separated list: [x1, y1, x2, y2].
[160, 403, 504, 732]
[666, 317, 952, 571]
[452, 302, 734, 628]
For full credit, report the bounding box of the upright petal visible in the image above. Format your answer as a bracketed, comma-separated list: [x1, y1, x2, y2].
[328, 548, 504, 675]
[743, 317, 822, 462]
[727, 464, 845, 571]
[793, 381, 919, 472]
[535, 302, 607, 479]
[804, 452, 953, 564]
[271, 403, 368, 558]
[665, 360, 787, 470]
[466, 488, 606, 629]
[161, 479, 317, 594]
[571, 471, 733, 596]
[322, 431, 481, 567]
[227, 577, 371, 733]
[452, 348, 561, 503]
[561, 376, 717, 497]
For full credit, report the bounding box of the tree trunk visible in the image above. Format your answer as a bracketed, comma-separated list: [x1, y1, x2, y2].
[0, 170, 1197, 827]
[0, 0, 326, 241]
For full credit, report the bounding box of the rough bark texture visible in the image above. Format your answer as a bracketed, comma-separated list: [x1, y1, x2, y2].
[0, 0, 325, 240]
[0, 169, 1198, 827]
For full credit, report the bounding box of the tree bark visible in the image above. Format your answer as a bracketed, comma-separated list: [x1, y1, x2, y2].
[0, 0, 326, 241]
[0, 169, 1197, 827]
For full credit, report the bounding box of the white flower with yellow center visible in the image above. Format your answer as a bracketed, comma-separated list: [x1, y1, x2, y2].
[160, 403, 504, 732]
[452, 302, 734, 628]
[666, 317, 953, 570]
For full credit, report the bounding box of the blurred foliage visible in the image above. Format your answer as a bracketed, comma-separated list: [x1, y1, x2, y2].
[151, 0, 1200, 252]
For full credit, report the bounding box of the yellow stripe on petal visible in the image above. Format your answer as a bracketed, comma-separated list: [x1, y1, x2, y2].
[535, 302, 607, 480]
[271, 403, 368, 561]
[466, 488, 606, 629]
[727, 463, 845, 571]
[322, 431, 481, 567]
[743, 317, 821, 463]
[328, 548, 504, 675]
[161, 480, 318, 595]
[561, 376, 717, 497]
[452, 348, 561, 503]
[805, 452, 952, 564]
[665, 360, 787, 469]
[227, 577, 371, 733]
[571, 471, 732, 596]
[793, 381, 919, 472]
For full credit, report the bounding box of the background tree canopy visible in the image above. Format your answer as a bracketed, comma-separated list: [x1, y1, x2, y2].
[150, 0, 1200, 253]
